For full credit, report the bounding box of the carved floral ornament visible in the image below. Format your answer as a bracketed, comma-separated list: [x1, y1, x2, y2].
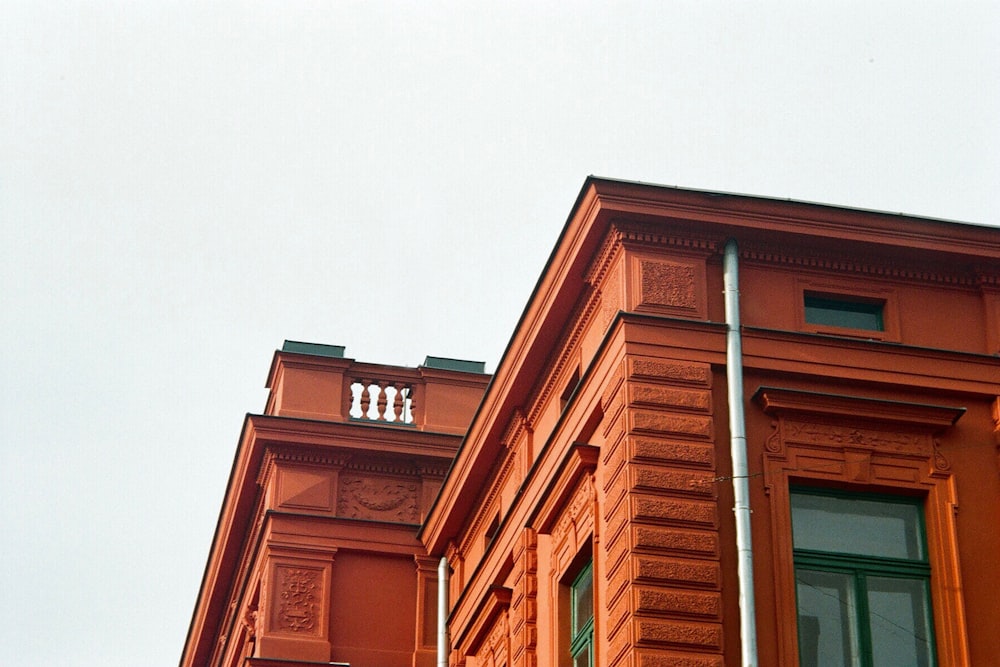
[755, 387, 963, 451]
[276, 567, 320, 634]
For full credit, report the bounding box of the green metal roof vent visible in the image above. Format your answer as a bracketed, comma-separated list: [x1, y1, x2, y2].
[281, 340, 346, 358]
[422, 356, 486, 374]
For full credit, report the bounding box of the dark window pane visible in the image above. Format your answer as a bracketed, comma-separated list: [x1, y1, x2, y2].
[805, 295, 884, 331]
[796, 569, 862, 667]
[572, 564, 593, 636]
[867, 576, 934, 667]
[791, 492, 923, 560]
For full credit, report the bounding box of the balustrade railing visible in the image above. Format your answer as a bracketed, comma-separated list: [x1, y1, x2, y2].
[349, 379, 415, 425]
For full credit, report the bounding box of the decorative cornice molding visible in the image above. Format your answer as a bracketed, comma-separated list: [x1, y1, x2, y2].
[740, 240, 993, 288]
[584, 227, 625, 287]
[261, 444, 450, 480]
[754, 386, 965, 431]
[500, 408, 529, 451]
[615, 219, 721, 255]
[526, 285, 599, 429]
[458, 438, 519, 557]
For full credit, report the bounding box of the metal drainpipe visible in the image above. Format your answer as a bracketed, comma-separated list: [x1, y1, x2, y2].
[724, 238, 759, 667]
[437, 557, 450, 667]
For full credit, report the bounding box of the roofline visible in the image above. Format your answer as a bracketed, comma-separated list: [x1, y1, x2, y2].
[419, 176, 1000, 553]
[584, 175, 996, 229]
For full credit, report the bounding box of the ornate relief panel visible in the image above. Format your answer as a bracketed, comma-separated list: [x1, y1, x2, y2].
[629, 254, 708, 320]
[336, 474, 419, 523]
[754, 387, 970, 667]
[257, 553, 334, 661]
[273, 566, 321, 634]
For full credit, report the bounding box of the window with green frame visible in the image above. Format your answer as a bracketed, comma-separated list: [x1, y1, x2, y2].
[791, 489, 937, 667]
[804, 294, 885, 332]
[570, 561, 594, 667]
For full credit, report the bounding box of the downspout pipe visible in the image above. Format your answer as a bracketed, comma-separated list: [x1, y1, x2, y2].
[437, 557, 450, 667]
[724, 239, 759, 667]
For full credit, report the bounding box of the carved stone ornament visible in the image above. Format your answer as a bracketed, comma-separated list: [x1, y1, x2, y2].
[783, 420, 929, 456]
[337, 475, 419, 523]
[639, 259, 698, 310]
[277, 568, 319, 633]
[241, 605, 259, 638]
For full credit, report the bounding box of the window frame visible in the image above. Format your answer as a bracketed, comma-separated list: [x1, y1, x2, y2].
[569, 561, 594, 667]
[790, 488, 938, 667]
[754, 387, 969, 666]
[795, 278, 900, 342]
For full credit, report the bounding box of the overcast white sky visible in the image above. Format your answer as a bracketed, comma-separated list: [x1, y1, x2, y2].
[1, 2, 997, 665]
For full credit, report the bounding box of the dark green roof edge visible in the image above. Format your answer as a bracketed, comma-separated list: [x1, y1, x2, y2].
[422, 356, 486, 374]
[281, 340, 346, 358]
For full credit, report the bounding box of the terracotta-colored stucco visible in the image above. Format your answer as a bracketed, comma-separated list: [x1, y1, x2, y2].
[181, 178, 1000, 667]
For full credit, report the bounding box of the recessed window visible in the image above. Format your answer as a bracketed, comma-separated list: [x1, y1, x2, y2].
[484, 511, 500, 543]
[804, 294, 885, 332]
[570, 562, 594, 667]
[791, 490, 936, 667]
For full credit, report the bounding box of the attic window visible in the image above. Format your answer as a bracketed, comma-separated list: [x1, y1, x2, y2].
[485, 511, 501, 544]
[561, 367, 581, 411]
[804, 293, 884, 332]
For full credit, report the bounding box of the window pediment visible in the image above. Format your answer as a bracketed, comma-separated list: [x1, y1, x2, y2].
[754, 387, 964, 431]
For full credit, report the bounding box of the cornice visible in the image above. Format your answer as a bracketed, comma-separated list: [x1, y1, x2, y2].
[500, 408, 529, 450]
[526, 284, 600, 429]
[615, 219, 721, 254]
[740, 240, 996, 288]
[458, 440, 519, 557]
[586, 179, 1000, 260]
[247, 414, 463, 460]
[754, 386, 965, 430]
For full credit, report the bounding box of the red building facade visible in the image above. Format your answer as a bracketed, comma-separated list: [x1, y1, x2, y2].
[182, 179, 1000, 667]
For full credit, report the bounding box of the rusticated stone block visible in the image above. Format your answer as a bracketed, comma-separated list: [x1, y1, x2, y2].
[630, 385, 711, 412]
[634, 587, 721, 619]
[607, 593, 632, 637]
[605, 471, 630, 514]
[608, 619, 632, 667]
[603, 397, 626, 437]
[605, 494, 632, 541]
[604, 438, 628, 482]
[605, 529, 631, 580]
[633, 526, 719, 558]
[631, 411, 713, 439]
[635, 619, 723, 650]
[632, 438, 715, 467]
[605, 420, 627, 455]
[635, 555, 720, 588]
[631, 465, 716, 498]
[630, 360, 711, 386]
[632, 496, 717, 528]
[636, 650, 724, 667]
[606, 555, 632, 606]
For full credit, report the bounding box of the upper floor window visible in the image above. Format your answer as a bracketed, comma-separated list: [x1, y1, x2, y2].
[804, 294, 884, 332]
[570, 561, 594, 667]
[791, 490, 936, 667]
